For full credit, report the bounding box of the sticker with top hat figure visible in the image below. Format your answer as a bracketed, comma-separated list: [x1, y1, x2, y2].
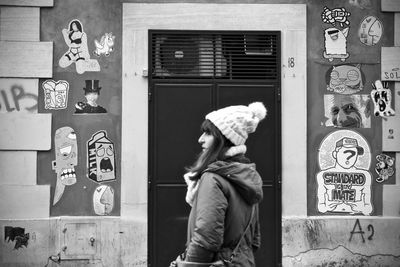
[75, 80, 107, 114]
[316, 130, 373, 215]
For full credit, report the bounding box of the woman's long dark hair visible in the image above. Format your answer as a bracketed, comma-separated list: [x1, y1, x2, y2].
[186, 119, 233, 178]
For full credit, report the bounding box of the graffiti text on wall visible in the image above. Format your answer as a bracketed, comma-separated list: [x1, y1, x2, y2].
[349, 219, 374, 242]
[0, 84, 37, 113]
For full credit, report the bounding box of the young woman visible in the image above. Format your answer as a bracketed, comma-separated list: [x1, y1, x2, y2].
[172, 102, 267, 267]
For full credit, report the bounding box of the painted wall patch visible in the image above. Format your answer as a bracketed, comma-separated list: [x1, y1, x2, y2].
[316, 130, 372, 215]
[87, 131, 116, 183]
[52, 127, 78, 205]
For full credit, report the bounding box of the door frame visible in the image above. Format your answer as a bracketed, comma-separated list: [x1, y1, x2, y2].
[122, 2, 307, 263]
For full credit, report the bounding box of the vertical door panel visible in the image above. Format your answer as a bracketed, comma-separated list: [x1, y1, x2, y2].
[152, 83, 213, 183]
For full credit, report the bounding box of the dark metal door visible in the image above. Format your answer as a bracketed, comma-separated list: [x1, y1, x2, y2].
[148, 30, 281, 267]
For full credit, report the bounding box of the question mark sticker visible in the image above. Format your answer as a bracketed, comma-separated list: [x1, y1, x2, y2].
[344, 149, 356, 165]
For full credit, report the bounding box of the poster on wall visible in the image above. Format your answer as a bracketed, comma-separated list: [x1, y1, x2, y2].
[324, 94, 371, 128]
[316, 130, 373, 215]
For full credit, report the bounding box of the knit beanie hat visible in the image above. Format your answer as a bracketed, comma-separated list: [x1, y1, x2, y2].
[205, 102, 267, 146]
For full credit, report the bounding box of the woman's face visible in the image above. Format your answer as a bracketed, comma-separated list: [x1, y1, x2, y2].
[85, 92, 99, 104]
[198, 132, 215, 151]
[72, 22, 78, 31]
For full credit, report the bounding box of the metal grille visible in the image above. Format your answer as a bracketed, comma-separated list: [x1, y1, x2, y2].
[150, 31, 280, 80]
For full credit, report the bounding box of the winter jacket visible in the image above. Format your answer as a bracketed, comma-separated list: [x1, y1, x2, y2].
[185, 156, 263, 266]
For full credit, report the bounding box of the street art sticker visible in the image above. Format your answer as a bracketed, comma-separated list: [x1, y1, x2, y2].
[375, 153, 395, 183]
[326, 64, 365, 94]
[93, 184, 114, 215]
[94, 32, 115, 57]
[87, 131, 116, 183]
[59, 19, 100, 74]
[324, 94, 371, 128]
[42, 80, 69, 110]
[0, 79, 37, 113]
[316, 130, 373, 215]
[358, 16, 383, 46]
[321, 6, 351, 27]
[323, 27, 350, 62]
[4, 226, 29, 249]
[75, 80, 107, 114]
[52, 127, 78, 205]
[371, 80, 395, 117]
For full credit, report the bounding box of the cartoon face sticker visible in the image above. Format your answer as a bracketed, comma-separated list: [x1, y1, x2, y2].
[93, 185, 114, 215]
[52, 127, 78, 205]
[371, 80, 395, 117]
[42, 80, 69, 110]
[321, 6, 351, 27]
[332, 137, 364, 169]
[316, 130, 373, 215]
[375, 154, 395, 183]
[326, 64, 364, 94]
[87, 131, 116, 183]
[323, 27, 350, 62]
[359, 16, 383, 46]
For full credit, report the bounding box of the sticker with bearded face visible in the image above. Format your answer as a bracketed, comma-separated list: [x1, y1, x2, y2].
[52, 126, 78, 205]
[87, 131, 115, 183]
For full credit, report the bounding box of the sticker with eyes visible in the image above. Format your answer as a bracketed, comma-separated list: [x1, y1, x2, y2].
[326, 64, 365, 94]
[51, 126, 78, 205]
[371, 80, 395, 117]
[324, 94, 371, 128]
[87, 130, 116, 183]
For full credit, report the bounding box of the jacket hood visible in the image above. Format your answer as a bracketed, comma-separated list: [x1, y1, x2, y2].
[205, 160, 263, 204]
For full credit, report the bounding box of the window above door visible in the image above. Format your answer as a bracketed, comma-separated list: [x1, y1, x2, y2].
[150, 30, 280, 80]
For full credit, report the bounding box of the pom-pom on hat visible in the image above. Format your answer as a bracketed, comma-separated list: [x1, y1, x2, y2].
[205, 102, 267, 146]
